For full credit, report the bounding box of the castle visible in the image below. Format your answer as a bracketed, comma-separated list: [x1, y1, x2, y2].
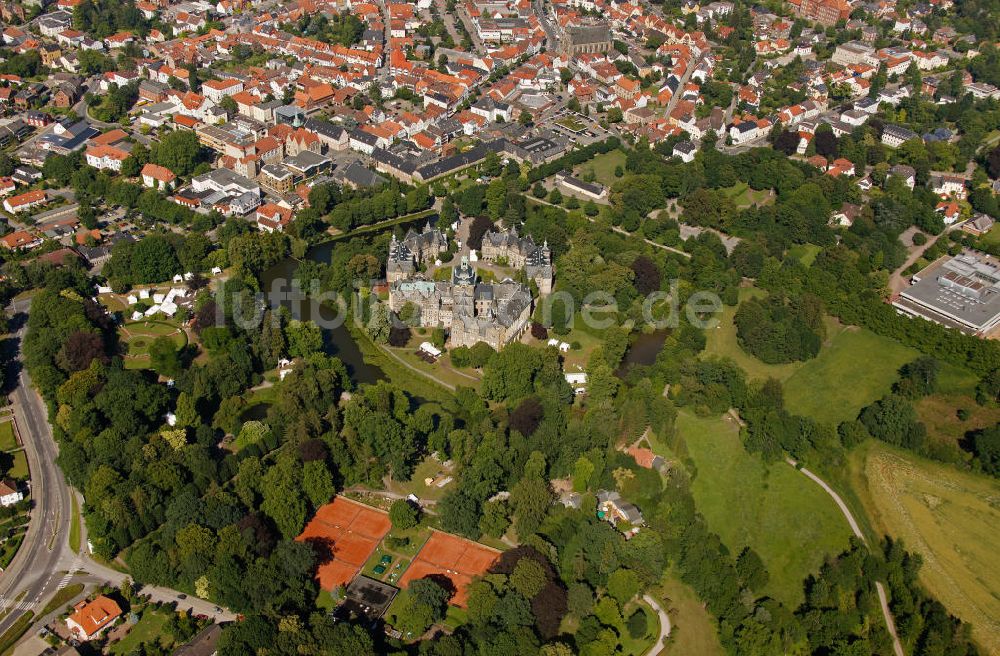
[386, 222, 449, 283]
[480, 226, 554, 294]
[388, 257, 532, 350]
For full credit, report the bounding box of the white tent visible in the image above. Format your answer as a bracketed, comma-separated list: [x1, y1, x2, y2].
[419, 342, 442, 358]
[126, 295, 138, 305]
[145, 305, 160, 316]
[547, 338, 560, 347]
[139, 289, 150, 300]
[131, 311, 144, 321]
[211, 266, 222, 275]
[153, 293, 166, 304]
[172, 274, 184, 283]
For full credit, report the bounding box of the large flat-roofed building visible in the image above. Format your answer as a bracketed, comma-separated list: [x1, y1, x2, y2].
[893, 252, 1000, 336]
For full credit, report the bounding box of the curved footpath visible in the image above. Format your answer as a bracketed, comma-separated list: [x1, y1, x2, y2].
[786, 458, 905, 656]
[643, 593, 672, 655]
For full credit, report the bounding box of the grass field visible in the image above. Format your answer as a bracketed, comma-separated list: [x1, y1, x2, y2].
[390, 457, 455, 502]
[783, 327, 924, 426]
[120, 320, 188, 369]
[619, 600, 659, 656]
[916, 394, 1000, 456]
[978, 223, 1000, 249]
[658, 573, 724, 656]
[847, 441, 1000, 653]
[664, 410, 853, 607]
[109, 609, 173, 655]
[719, 182, 772, 209]
[786, 243, 822, 267]
[0, 422, 16, 451]
[706, 288, 978, 427]
[576, 149, 627, 187]
[7, 450, 27, 480]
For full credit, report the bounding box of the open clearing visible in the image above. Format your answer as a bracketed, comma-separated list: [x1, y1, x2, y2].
[665, 411, 853, 607]
[915, 393, 1000, 457]
[848, 441, 1000, 653]
[576, 149, 627, 187]
[719, 182, 773, 209]
[706, 289, 979, 427]
[658, 572, 724, 656]
[120, 320, 188, 369]
[782, 325, 921, 426]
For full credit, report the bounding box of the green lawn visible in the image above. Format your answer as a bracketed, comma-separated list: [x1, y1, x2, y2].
[556, 116, 586, 132]
[120, 320, 188, 370]
[619, 600, 659, 656]
[782, 327, 923, 426]
[786, 243, 822, 267]
[706, 288, 978, 427]
[576, 149, 627, 187]
[69, 493, 81, 554]
[719, 182, 772, 209]
[109, 609, 173, 655]
[663, 410, 853, 607]
[0, 422, 16, 451]
[979, 223, 1000, 249]
[390, 457, 454, 501]
[7, 450, 28, 480]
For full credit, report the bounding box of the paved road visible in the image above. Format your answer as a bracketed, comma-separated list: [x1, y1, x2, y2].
[786, 458, 905, 656]
[0, 298, 75, 639]
[643, 593, 672, 655]
[534, 0, 558, 50]
[0, 298, 235, 650]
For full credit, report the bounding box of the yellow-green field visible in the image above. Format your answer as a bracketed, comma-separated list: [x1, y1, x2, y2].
[848, 442, 1000, 653]
[663, 411, 853, 607]
[658, 573, 724, 656]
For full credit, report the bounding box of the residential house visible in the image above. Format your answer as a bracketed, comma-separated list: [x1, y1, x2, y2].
[256, 203, 294, 233]
[141, 163, 177, 190]
[3, 190, 47, 214]
[66, 596, 123, 642]
[0, 479, 22, 507]
[888, 164, 916, 189]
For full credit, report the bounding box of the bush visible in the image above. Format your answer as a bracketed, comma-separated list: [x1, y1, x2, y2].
[627, 609, 648, 639]
[389, 499, 420, 530]
[912, 232, 928, 246]
[733, 294, 825, 364]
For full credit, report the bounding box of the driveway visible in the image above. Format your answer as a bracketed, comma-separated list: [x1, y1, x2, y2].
[643, 594, 672, 655]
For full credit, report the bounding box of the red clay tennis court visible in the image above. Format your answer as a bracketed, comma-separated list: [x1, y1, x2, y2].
[296, 497, 392, 590]
[398, 531, 500, 608]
